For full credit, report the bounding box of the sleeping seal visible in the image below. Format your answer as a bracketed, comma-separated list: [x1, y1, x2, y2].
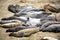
[44, 4, 60, 13]
[8, 4, 46, 17]
[9, 27, 39, 37]
[6, 26, 27, 32]
[1, 22, 22, 28]
[41, 24, 60, 32]
[40, 21, 60, 32]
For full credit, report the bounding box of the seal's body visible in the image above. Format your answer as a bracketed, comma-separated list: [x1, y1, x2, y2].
[44, 4, 60, 13]
[9, 27, 39, 37]
[6, 26, 27, 32]
[1, 22, 22, 28]
[40, 21, 60, 32]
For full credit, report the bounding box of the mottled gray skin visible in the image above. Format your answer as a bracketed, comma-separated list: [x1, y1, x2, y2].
[9, 27, 39, 37]
[2, 5, 49, 21]
[6, 26, 27, 32]
[0, 20, 20, 24]
[40, 21, 60, 32]
[8, 5, 45, 16]
[8, 4, 22, 13]
[1, 13, 51, 27]
[2, 4, 60, 32]
[40, 15, 56, 25]
[1, 5, 51, 27]
[6, 25, 37, 32]
[5, 4, 51, 17]
[40, 14, 60, 32]
[1, 17, 27, 24]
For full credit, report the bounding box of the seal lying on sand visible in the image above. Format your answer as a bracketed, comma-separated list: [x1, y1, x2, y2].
[2, 4, 51, 21]
[1, 22, 22, 28]
[6, 26, 27, 32]
[0, 20, 22, 28]
[44, 4, 60, 13]
[1, 16, 28, 24]
[39, 14, 56, 26]
[1, 4, 60, 33]
[0, 20, 21, 24]
[41, 36, 58, 40]
[40, 21, 60, 32]
[8, 5, 45, 16]
[9, 27, 39, 37]
[8, 4, 20, 13]
[6, 26, 37, 32]
[39, 14, 60, 32]
[40, 13, 60, 25]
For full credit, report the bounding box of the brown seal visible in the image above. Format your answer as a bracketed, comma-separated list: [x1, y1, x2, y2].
[44, 4, 60, 13]
[1, 22, 22, 28]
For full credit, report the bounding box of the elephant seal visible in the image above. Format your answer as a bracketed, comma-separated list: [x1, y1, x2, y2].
[1, 21, 22, 28]
[41, 36, 58, 40]
[0, 20, 21, 24]
[40, 21, 60, 32]
[6, 25, 38, 32]
[1, 16, 27, 24]
[41, 24, 60, 32]
[8, 4, 20, 13]
[8, 4, 46, 17]
[6, 26, 27, 32]
[9, 27, 39, 37]
[44, 4, 60, 13]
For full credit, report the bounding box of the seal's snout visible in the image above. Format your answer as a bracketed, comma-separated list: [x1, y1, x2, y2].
[9, 33, 14, 36]
[6, 30, 9, 32]
[6, 29, 13, 32]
